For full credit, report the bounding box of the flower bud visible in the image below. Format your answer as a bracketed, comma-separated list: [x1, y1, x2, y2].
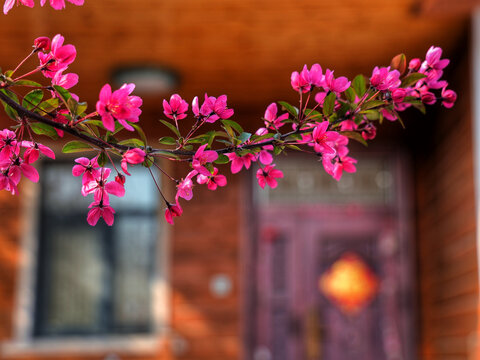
[421, 91, 436, 105]
[115, 174, 126, 185]
[408, 58, 421, 71]
[34, 37, 51, 51]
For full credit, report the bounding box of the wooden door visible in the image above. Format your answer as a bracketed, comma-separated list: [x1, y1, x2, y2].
[248, 153, 415, 360]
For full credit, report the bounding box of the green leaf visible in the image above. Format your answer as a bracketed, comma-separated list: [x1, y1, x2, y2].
[390, 53, 407, 75]
[273, 145, 284, 156]
[158, 136, 177, 145]
[401, 72, 427, 87]
[132, 123, 148, 147]
[237, 132, 251, 143]
[221, 119, 244, 134]
[362, 100, 385, 110]
[118, 138, 146, 148]
[339, 131, 368, 146]
[344, 87, 356, 103]
[37, 98, 59, 114]
[14, 79, 42, 87]
[30, 122, 58, 140]
[62, 140, 95, 153]
[214, 154, 230, 164]
[352, 75, 367, 97]
[278, 101, 299, 118]
[323, 92, 336, 117]
[97, 152, 108, 167]
[22, 89, 44, 110]
[0, 89, 19, 120]
[159, 119, 180, 137]
[251, 132, 275, 142]
[53, 85, 72, 104]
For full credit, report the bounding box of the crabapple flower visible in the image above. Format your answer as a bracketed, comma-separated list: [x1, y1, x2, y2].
[370, 66, 401, 91]
[362, 123, 377, 140]
[40, 0, 84, 10]
[20, 141, 55, 164]
[291, 64, 324, 93]
[192, 144, 218, 176]
[34, 36, 51, 51]
[0, 129, 18, 165]
[38, 34, 76, 79]
[226, 152, 256, 174]
[96, 83, 143, 132]
[197, 94, 234, 123]
[176, 170, 197, 201]
[52, 70, 78, 90]
[121, 148, 146, 176]
[3, 0, 33, 14]
[291, 70, 310, 93]
[163, 94, 189, 120]
[72, 156, 100, 185]
[264, 103, 288, 130]
[165, 202, 183, 225]
[197, 167, 227, 191]
[82, 168, 125, 202]
[323, 69, 351, 94]
[0, 166, 21, 195]
[421, 46, 450, 71]
[408, 58, 421, 71]
[256, 165, 283, 189]
[310, 121, 339, 155]
[441, 87, 457, 108]
[323, 155, 357, 181]
[87, 200, 115, 226]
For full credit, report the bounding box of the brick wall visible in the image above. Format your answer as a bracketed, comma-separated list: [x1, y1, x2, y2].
[415, 48, 479, 359]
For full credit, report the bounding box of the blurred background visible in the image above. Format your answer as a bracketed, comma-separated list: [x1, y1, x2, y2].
[0, 0, 479, 359]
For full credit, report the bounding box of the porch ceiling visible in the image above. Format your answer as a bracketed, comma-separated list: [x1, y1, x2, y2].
[0, 0, 470, 117]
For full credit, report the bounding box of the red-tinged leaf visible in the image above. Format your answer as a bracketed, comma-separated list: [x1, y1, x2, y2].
[390, 53, 407, 75]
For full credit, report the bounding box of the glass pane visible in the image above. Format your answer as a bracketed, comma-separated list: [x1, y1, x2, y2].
[257, 155, 395, 205]
[41, 226, 106, 334]
[112, 216, 157, 330]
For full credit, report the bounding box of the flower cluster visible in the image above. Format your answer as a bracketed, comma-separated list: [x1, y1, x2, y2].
[71, 148, 146, 226]
[0, 129, 54, 194]
[3, 0, 83, 14]
[0, 33, 456, 227]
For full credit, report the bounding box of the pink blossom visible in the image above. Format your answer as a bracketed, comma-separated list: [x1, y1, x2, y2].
[197, 94, 234, 123]
[176, 170, 197, 201]
[9, 158, 39, 183]
[20, 141, 55, 164]
[121, 148, 146, 176]
[257, 150, 272, 165]
[192, 144, 218, 176]
[421, 46, 450, 71]
[370, 66, 401, 91]
[362, 123, 377, 140]
[0, 129, 18, 165]
[38, 34, 76, 79]
[408, 58, 421, 71]
[34, 36, 51, 51]
[40, 0, 84, 10]
[328, 156, 357, 181]
[256, 165, 283, 189]
[310, 121, 339, 155]
[52, 70, 78, 90]
[226, 152, 256, 174]
[163, 94, 189, 120]
[290, 70, 310, 93]
[72, 156, 100, 185]
[196, 167, 227, 191]
[3, 0, 33, 14]
[165, 202, 183, 225]
[441, 87, 457, 109]
[0, 166, 20, 195]
[87, 200, 115, 226]
[82, 168, 125, 202]
[391, 88, 407, 103]
[323, 69, 351, 94]
[96, 83, 143, 132]
[264, 103, 288, 130]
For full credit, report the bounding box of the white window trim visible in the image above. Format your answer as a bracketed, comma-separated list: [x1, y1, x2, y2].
[1, 164, 171, 357]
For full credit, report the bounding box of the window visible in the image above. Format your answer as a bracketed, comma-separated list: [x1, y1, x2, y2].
[3, 160, 168, 355]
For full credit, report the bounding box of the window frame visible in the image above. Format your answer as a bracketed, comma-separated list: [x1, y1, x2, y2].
[2, 160, 171, 356]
